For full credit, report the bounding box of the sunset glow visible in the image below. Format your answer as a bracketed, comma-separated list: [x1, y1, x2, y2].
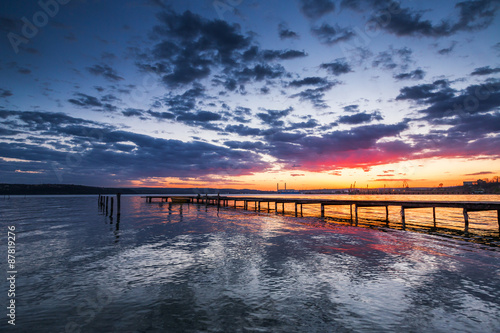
[1, 0, 499, 189]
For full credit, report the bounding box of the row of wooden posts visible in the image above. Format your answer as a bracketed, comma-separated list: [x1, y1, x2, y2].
[98, 194, 121, 217]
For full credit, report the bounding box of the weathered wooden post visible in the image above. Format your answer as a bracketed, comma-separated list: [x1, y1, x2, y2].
[254, 201, 257, 211]
[401, 206, 405, 230]
[350, 204, 353, 221]
[105, 196, 109, 215]
[275, 202, 278, 214]
[300, 204, 303, 216]
[433, 207, 436, 228]
[463, 208, 469, 233]
[321, 203, 324, 218]
[497, 210, 500, 234]
[110, 197, 114, 217]
[282, 202, 284, 214]
[258, 201, 261, 211]
[295, 203, 298, 217]
[267, 202, 270, 212]
[355, 205, 358, 226]
[117, 193, 121, 216]
[385, 206, 389, 221]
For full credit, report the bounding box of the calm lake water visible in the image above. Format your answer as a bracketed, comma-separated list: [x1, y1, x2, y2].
[1, 195, 499, 332]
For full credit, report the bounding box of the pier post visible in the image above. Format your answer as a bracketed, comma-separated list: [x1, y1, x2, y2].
[433, 207, 436, 228]
[300, 204, 303, 216]
[117, 193, 121, 216]
[110, 197, 114, 217]
[295, 203, 298, 217]
[355, 205, 358, 226]
[106, 196, 109, 216]
[497, 210, 500, 234]
[234, 200, 237, 208]
[98, 194, 101, 206]
[275, 202, 277, 214]
[258, 201, 261, 211]
[321, 204, 324, 218]
[267, 202, 270, 212]
[169, 203, 172, 212]
[255, 201, 257, 211]
[350, 204, 353, 221]
[401, 207, 405, 230]
[385, 206, 389, 221]
[282, 202, 284, 214]
[463, 208, 469, 233]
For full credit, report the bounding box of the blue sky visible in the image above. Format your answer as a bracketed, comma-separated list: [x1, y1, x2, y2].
[1, 0, 499, 189]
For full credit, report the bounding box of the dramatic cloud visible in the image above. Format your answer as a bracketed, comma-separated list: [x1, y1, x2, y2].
[369, 0, 500, 37]
[0, 88, 13, 98]
[256, 107, 293, 127]
[68, 93, 117, 112]
[372, 47, 413, 71]
[87, 64, 124, 82]
[338, 111, 383, 124]
[320, 59, 352, 76]
[471, 66, 500, 76]
[291, 82, 338, 108]
[311, 23, 354, 45]
[289, 77, 329, 87]
[299, 0, 336, 19]
[278, 23, 299, 39]
[394, 69, 426, 81]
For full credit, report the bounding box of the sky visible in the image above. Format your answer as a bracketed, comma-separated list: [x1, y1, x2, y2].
[0, 0, 499, 190]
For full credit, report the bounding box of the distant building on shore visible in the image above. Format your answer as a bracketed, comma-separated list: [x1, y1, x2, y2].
[277, 183, 301, 194]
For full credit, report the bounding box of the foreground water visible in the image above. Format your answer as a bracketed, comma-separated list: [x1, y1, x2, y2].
[1, 195, 499, 332]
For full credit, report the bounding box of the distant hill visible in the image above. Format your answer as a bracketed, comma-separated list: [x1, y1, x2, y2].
[0, 184, 272, 195]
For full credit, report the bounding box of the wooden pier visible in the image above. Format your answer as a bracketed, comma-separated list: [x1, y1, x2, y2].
[141, 195, 500, 234]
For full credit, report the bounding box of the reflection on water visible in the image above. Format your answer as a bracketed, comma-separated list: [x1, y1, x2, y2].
[0, 195, 499, 332]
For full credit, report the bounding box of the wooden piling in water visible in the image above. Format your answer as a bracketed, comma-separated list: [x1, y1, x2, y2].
[355, 205, 358, 226]
[110, 197, 114, 217]
[295, 203, 298, 217]
[401, 207, 405, 229]
[321, 203, 324, 218]
[117, 193, 121, 216]
[385, 206, 389, 221]
[463, 208, 469, 233]
[105, 196, 109, 215]
[433, 207, 436, 228]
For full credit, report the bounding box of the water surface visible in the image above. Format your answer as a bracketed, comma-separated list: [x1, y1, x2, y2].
[0, 195, 499, 332]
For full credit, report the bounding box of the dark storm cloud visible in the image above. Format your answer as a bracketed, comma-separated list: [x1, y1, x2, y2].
[396, 80, 455, 105]
[320, 59, 352, 76]
[163, 84, 205, 113]
[68, 93, 118, 112]
[122, 108, 145, 117]
[147, 110, 176, 119]
[68, 93, 104, 108]
[299, 0, 336, 19]
[224, 124, 262, 136]
[400, 79, 500, 120]
[366, 0, 499, 37]
[311, 23, 355, 45]
[372, 47, 413, 71]
[286, 119, 319, 130]
[224, 140, 266, 150]
[338, 111, 383, 124]
[0, 88, 13, 98]
[289, 77, 329, 87]
[0, 110, 270, 183]
[438, 41, 457, 55]
[343, 105, 359, 112]
[176, 111, 222, 122]
[471, 66, 500, 76]
[291, 81, 338, 109]
[140, 10, 308, 89]
[393, 69, 426, 81]
[278, 23, 299, 39]
[87, 64, 124, 82]
[266, 122, 410, 171]
[256, 107, 293, 127]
